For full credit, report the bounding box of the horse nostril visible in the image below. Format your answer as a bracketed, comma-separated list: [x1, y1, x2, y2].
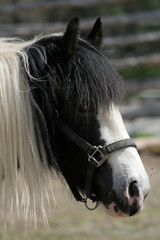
[129, 181, 139, 198]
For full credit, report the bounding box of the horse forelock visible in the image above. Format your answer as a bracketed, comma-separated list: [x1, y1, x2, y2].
[63, 40, 124, 111]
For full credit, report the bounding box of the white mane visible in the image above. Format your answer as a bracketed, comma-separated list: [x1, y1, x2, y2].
[0, 37, 56, 226]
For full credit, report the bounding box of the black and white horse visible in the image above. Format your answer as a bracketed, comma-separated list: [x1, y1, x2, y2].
[0, 18, 150, 223]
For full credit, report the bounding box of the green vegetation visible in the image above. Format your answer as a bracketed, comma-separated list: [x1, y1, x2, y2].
[119, 66, 160, 79]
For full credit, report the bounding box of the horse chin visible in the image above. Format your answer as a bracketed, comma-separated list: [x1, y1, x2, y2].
[102, 201, 143, 217]
[104, 203, 128, 217]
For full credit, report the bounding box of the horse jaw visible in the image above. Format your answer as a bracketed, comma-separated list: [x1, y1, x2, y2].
[97, 103, 150, 217]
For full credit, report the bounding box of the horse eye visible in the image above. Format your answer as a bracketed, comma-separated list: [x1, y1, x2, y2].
[78, 105, 89, 113]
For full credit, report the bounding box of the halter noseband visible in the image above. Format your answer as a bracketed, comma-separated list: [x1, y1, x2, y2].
[56, 118, 137, 210]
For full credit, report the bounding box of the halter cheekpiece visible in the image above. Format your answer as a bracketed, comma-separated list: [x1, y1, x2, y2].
[56, 117, 137, 210]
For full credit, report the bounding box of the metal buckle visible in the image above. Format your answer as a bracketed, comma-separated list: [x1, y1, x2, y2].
[87, 145, 107, 168]
[85, 197, 99, 210]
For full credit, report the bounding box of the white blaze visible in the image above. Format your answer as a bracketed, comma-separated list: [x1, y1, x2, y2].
[97, 103, 150, 196]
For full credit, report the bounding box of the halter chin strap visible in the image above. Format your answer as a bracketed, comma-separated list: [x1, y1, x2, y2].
[56, 118, 137, 209]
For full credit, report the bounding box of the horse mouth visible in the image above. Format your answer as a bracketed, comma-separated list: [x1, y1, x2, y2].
[102, 200, 142, 217]
[101, 191, 143, 217]
[102, 199, 143, 217]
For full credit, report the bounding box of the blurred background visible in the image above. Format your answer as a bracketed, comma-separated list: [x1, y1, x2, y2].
[0, 0, 160, 239]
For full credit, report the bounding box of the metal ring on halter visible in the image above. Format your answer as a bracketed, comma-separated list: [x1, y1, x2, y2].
[84, 197, 99, 210]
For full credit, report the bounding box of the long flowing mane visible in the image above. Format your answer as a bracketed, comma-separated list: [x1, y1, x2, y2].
[0, 37, 56, 225]
[0, 30, 123, 225]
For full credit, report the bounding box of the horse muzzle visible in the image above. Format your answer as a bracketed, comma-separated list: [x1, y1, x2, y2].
[102, 180, 150, 217]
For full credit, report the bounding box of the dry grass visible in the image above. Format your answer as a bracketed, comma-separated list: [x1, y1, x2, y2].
[1, 151, 160, 240]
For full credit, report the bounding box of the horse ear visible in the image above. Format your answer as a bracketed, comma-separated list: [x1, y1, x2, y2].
[61, 17, 79, 55]
[87, 17, 103, 48]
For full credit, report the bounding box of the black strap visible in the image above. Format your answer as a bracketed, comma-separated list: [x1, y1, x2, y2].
[56, 118, 136, 155]
[103, 139, 137, 155]
[56, 117, 137, 203]
[85, 159, 98, 201]
[56, 118, 96, 154]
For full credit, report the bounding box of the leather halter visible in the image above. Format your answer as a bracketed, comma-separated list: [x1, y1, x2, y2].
[56, 118, 137, 210]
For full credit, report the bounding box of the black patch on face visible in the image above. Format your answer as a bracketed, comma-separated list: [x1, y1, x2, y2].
[55, 104, 107, 196]
[92, 161, 114, 203]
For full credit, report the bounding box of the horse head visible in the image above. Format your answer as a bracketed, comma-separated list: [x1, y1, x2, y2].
[49, 18, 150, 216]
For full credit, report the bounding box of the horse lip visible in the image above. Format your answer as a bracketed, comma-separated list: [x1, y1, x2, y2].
[114, 205, 119, 213]
[102, 192, 143, 217]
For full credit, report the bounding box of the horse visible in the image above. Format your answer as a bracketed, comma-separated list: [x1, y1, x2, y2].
[0, 17, 150, 224]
